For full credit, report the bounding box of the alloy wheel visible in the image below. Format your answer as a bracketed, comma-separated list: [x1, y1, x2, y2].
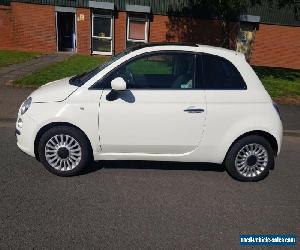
[44, 134, 82, 171]
[235, 143, 268, 178]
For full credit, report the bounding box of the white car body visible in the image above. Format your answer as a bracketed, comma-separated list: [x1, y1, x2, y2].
[16, 44, 283, 173]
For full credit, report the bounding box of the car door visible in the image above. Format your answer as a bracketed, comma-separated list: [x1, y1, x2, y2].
[98, 51, 207, 155]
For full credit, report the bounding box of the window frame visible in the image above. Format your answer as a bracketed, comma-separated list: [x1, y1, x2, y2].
[126, 14, 149, 44]
[92, 12, 114, 56]
[90, 50, 198, 90]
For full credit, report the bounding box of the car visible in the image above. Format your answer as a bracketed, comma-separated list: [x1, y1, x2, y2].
[16, 43, 283, 181]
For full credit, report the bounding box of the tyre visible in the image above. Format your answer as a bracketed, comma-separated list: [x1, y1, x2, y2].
[38, 126, 92, 177]
[224, 135, 274, 182]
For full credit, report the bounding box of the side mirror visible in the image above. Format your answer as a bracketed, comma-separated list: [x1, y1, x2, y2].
[111, 77, 126, 91]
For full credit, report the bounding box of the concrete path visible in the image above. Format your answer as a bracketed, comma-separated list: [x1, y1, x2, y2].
[0, 53, 73, 119]
[0, 53, 72, 85]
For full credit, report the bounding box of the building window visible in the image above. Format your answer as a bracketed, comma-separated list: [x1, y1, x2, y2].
[126, 13, 149, 48]
[92, 10, 113, 55]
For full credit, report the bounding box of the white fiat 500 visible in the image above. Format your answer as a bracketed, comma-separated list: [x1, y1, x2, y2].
[16, 44, 282, 181]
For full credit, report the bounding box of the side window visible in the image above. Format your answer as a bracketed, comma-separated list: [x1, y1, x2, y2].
[126, 54, 173, 75]
[102, 52, 195, 89]
[202, 54, 247, 90]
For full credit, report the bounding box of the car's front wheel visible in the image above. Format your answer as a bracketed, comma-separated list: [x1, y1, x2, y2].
[38, 126, 92, 176]
[224, 135, 274, 182]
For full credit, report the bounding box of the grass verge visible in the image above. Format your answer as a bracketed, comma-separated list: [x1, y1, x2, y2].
[254, 66, 300, 104]
[14, 55, 106, 86]
[0, 50, 40, 69]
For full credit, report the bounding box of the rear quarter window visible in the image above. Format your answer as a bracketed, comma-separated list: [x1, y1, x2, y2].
[200, 53, 247, 90]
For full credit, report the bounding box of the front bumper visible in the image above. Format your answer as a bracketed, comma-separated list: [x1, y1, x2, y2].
[16, 113, 37, 157]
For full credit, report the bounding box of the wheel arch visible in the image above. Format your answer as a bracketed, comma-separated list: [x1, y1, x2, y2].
[34, 122, 93, 161]
[223, 130, 279, 163]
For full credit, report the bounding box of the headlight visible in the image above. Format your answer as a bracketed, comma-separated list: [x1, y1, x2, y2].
[20, 97, 32, 115]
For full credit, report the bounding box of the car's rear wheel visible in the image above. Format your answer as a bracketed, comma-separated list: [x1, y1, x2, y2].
[224, 135, 274, 182]
[38, 126, 92, 176]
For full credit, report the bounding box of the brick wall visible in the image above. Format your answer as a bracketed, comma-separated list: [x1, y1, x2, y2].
[11, 2, 56, 52]
[0, 5, 13, 49]
[251, 24, 300, 69]
[150, 15, 239, 50]
[114, 11, 126, 54]
[76, 8, 91, 54]
[0, 3, 300, 69]
[149, 15, 169, 42]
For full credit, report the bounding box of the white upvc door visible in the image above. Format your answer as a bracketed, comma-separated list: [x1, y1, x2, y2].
[98, 90, 206, 155]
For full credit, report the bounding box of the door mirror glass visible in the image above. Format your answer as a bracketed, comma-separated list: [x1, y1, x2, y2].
[111, 77, 127, 91]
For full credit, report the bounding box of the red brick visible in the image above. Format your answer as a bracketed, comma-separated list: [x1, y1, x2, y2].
[150, 15, 239, 50]
[0, 5, 13, 49]
[251, 24, 300, 69]
[76, 8, 91, 54]
[11, 2, 56, 52]
[114, 11, 126, 54]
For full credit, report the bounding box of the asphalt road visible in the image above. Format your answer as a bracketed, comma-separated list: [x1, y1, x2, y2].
[0, 126, 299, 249]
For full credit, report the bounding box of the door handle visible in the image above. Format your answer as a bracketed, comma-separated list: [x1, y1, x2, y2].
[184, 107, 205, 113]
